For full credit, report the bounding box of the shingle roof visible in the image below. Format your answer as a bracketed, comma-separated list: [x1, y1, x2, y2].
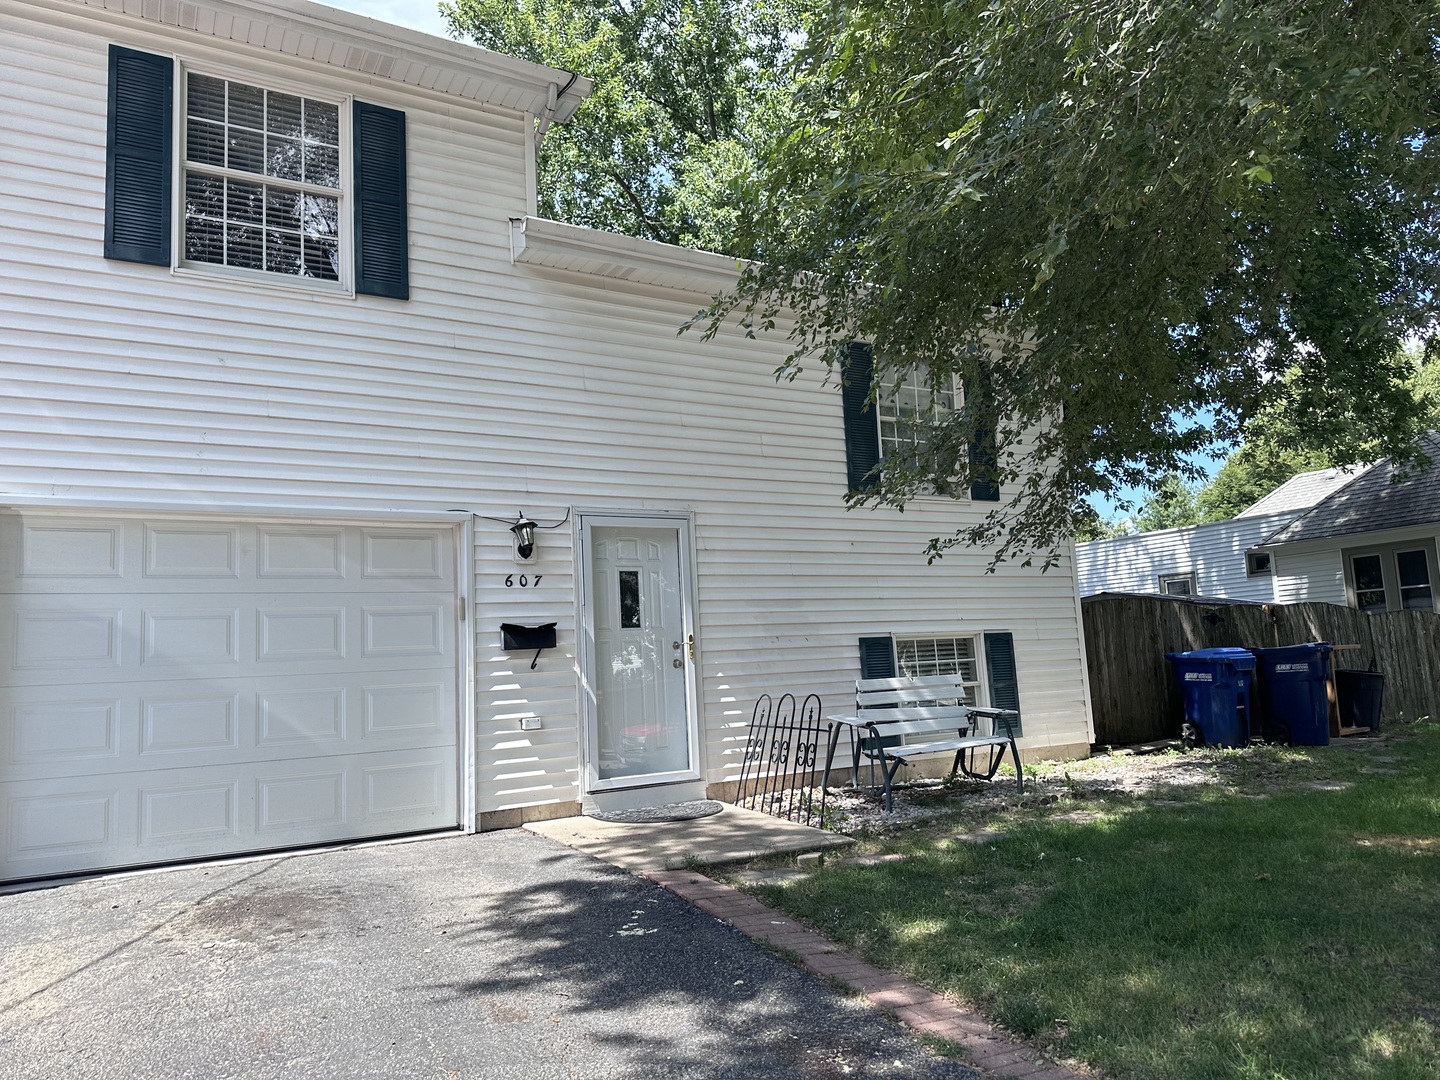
[1260, 432, 1440, 546]
[1237, 464, 1368, 518]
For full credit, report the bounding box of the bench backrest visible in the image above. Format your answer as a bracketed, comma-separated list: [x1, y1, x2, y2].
[855, 674, 974, 745]
[855, 675, 1018, 736]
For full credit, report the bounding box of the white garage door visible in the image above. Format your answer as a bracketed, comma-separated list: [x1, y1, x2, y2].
[0, 511, 461, 882]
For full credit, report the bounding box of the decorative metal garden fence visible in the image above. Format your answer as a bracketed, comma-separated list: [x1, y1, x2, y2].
[734, 692, 830, 829]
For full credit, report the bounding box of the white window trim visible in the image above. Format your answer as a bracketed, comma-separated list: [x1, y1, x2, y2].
[894, 633, 985, 706]
[171, 59, 355, 297]
[874, 365, 970, 500]
[1246, 551, 1273, 577]
[1344, 540, 1438, 613]
[1159, 572, 1197, 597]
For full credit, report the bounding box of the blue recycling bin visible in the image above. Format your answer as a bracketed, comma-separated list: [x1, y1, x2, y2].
[1165, 648, 1256, 748]
[1253, 642, 1334, 746]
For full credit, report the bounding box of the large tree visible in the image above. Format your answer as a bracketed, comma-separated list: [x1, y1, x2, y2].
[707, 0, 1439, 563]
[441, 0, 805, 253]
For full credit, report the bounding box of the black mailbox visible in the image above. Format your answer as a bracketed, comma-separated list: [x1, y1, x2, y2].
[501, 622, 557, 669]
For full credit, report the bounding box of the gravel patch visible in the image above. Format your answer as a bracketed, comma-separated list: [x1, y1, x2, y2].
[748, 734, 1411, 837]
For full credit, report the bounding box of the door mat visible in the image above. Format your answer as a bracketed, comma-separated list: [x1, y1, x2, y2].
[587, 800, 725, 824]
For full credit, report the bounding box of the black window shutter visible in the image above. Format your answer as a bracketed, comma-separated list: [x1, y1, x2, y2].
[858, 635, 896, 680]
[983, 631, 1022, 736]
[105, 45, 172, 266]
[841, 342, 880, 492]
[964, 371, 1001, 502]
[353, 101, 409, 300]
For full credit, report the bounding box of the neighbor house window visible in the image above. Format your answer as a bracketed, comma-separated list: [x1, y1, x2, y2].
[1246, 551, 1272, 577]
[895, 636, 981, 704]
[1160, 572, 1197, 597]
[1344, 544, 1438, 613]
[1351, 553, 1389, 612]
[182, 72, 343, 282]
[1397, 549, 1434, 611]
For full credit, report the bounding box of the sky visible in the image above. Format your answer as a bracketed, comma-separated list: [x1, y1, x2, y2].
[321, 0, 1226, 523]
[325, 0, 452, 38]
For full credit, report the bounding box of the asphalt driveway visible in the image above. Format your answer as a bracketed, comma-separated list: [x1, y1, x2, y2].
[0, 829, 982, 1080]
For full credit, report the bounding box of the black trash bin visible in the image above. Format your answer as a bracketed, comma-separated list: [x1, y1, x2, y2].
[1164, 648, 1256, 748]
[1253, 642, 1334, 746]
[1335, 669, 1384, 732]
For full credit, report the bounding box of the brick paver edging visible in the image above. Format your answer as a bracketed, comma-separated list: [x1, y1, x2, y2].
[644, 869, 1090, 1080]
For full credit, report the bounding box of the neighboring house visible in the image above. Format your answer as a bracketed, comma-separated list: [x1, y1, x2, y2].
[1255, 433, 1440, 613]
[0, 0, 1094, 882]
[1075, 466, 1360, 601]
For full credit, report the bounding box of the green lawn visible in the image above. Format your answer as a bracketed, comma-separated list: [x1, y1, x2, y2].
[739, 725, 1440, 1079]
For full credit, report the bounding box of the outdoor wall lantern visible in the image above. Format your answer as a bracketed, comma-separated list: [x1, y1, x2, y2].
[481, 509, 571, 564]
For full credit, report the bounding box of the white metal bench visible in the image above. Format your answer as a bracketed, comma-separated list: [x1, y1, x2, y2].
[823, 674, 1022, 810]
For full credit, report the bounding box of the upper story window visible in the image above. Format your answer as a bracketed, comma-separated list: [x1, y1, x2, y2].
[876, 367, 958, 461]
[182, 74, 343, 282]
[840, 341, 999, 500]
[104, 45, 409, 300]
[1246, 551, 1272, 577]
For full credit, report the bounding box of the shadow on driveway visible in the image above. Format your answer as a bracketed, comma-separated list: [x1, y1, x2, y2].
[1, 830, 980, 1080]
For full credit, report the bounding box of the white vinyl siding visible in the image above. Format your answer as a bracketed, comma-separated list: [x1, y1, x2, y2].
[1, 8, 1094, 830]
[1076, 514, 1294, 601]
[1271, 548, 1347, 605]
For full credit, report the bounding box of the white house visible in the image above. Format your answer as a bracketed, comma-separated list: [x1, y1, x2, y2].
[1075, 466, 1362, 601]
[1255, 434, 1440, 612]
[0, 0, 1094, 883]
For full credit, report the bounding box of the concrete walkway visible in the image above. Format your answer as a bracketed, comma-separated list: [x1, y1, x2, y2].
[524, 803, 852, 872]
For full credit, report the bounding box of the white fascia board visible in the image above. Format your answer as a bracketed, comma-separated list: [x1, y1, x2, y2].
[1257, 521, 1440, 556]
[510, 216, 747, 296]
[43, 0, 592, 120]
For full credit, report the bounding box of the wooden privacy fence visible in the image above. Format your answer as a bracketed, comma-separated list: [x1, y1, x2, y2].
[1083, 594, 1440, 746]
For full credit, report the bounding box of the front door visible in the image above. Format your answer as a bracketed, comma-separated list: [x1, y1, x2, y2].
[579, 515, 698, 791]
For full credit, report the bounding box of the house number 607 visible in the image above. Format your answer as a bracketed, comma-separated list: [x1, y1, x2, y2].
[504, 574, 541, 587]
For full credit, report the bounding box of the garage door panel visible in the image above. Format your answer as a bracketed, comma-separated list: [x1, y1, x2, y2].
[2, 518, 455, 595]
[2, 593, 454, 688]
[10, 607, 122, 671]
[8, 788, 118, 861]
[4, 748, 458, 879]
[141, 780, 240, 846]
[5, 670, 455, 781]
[143, 524, 242, 579]
[257, 606, 347, 663]
[0, 512, 461, 882]
[143, 608, 241, 667]
[10, 698, 121, 764]
[258, 527, 345, 579]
